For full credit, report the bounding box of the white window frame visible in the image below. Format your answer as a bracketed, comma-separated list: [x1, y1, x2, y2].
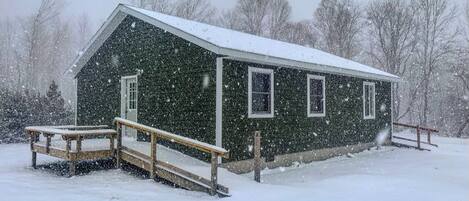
[307, 74, 326, 117]
[248, 67, 274, 118]
[363, 81, 376, 120]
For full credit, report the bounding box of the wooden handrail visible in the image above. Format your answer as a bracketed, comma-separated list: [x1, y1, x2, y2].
[392, 122, 439, 150]
[393, 122, 439, 133]
[113, 117, 229, 158]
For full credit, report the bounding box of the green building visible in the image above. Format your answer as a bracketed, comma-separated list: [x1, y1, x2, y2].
[70, 5, 399, 173]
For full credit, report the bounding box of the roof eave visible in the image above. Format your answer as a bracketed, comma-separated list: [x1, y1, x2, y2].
[219, 48, 400, 83]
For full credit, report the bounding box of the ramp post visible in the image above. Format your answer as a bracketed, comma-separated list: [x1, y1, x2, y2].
[150, 133, 157, 179]
[210, 151, 218, 195]
[116, 122, 122, 168]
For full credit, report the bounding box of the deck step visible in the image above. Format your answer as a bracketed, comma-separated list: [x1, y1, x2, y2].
[120, 147, 230, 196]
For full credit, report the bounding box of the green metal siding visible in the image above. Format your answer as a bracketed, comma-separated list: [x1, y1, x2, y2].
[222, 59, 392, 162]
[76, 16, 217, 159]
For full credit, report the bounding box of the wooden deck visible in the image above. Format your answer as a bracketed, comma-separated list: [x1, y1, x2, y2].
[25, 121, 230, 197]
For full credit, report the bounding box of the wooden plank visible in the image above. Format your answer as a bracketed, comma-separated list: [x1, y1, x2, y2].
[156, 161, 229, 194]
[120, 150, 151, 171]
[33, 144, 68, 159]
[155, 164, 209, 193]
[74, 150, 113, 161]
[121, 146, 151, 161]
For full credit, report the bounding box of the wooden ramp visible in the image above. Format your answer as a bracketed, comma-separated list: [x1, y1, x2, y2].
[120, 146, 229, 196]
[25, 119, 230, 197]
[114, 117, 229, 196]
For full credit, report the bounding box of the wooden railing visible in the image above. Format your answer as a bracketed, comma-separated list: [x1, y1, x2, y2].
[392, 122, 439, 150]
[113, 117, 229, 195]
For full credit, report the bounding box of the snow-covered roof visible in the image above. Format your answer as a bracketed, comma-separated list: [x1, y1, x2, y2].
[69, 4, 399, 82]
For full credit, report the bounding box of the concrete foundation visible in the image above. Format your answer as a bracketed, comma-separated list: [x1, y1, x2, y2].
[222, 142, 376, 174]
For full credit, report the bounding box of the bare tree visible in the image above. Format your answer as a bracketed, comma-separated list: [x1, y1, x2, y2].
[132, 0, 216, 23]
[366, 0, 419, 120]
[172, 0, 216, 23]
[280, 21, 318, 47]
[133, 0, 173, 14]
[228, 0, 271, 35]
[267, 0, 291, 40]
[414, 0, 457, 126]
[20, 0, 64, 90]
[313, 0, 362, 59]
[76, 13, 92, 49]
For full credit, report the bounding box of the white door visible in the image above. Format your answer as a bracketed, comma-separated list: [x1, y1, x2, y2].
[121, 75, 138, 137]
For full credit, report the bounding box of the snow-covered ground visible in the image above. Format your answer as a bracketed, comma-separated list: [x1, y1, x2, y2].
[0, 134, 468, 201]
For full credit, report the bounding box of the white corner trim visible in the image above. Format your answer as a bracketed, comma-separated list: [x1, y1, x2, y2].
[248, 67, 274, 118]
[363, 81, 376, 120]
[307, 74, 326, 117]
[390, 83, 394, 136]
[216, 57, 223, 148]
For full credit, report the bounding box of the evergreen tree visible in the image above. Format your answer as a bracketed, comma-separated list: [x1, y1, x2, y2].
[45, 80, 68, 125]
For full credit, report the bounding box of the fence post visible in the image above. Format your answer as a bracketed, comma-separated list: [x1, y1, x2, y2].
[427, 130, 431, 144]
[116, 122, 122, 168]
[150, 133, 157, 179]
[416, 125, 421, 150]
[210, 151, 218, 195]
[254, 131, 262, 183]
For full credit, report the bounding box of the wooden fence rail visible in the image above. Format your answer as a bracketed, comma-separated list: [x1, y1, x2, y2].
[392, 122, 439, 150]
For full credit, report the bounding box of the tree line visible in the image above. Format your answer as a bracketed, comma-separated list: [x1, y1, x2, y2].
[0, 0, 468, 137]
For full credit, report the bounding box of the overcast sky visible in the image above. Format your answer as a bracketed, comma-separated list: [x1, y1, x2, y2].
[0, 0, 342, 27]
[0, 0, 465, 31]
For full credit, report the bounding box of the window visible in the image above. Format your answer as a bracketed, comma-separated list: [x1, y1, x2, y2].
[363, 82, 375, 119]
[307, 75, 326, 117]
[248, 67, 274, 118]
[128, 80, 137, 110]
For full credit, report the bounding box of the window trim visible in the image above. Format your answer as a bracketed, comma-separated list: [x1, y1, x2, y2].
[248, 67, 274, 118]
[307, 74, 326, 117]
[363, 81, 376, 120]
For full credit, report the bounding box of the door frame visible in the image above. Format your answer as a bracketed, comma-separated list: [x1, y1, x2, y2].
[120, 74, 138, 125]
